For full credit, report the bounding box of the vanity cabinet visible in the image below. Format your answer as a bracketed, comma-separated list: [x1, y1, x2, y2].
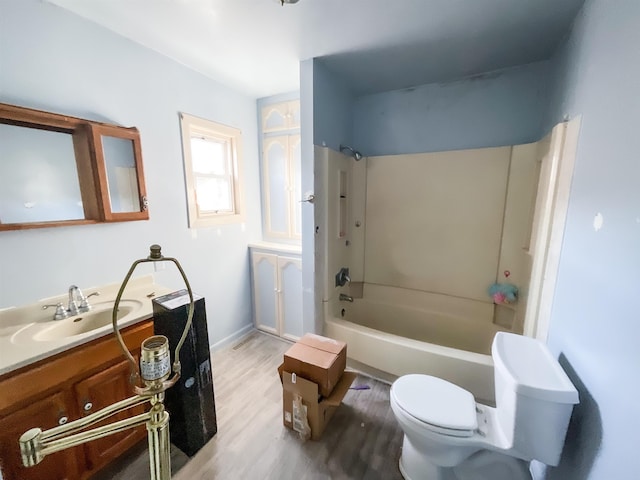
[250, 246, 303, 341]
[0, 392, 82, 480]
[0, 320, 153, 480]
[73, 358, 146, 472]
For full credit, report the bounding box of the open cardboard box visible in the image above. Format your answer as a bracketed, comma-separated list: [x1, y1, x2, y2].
[279, 364, 356, 440]
[283, 333, 347, 397]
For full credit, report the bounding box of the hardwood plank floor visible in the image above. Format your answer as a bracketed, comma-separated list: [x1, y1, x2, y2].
[93, 331, 404, 479]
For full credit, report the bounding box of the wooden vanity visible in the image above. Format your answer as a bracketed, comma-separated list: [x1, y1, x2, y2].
[0, 319, 153, 480]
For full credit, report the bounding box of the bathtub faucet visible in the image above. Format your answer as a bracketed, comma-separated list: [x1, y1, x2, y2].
[335, 267, 351, 287]
[339, 293, 354, 302]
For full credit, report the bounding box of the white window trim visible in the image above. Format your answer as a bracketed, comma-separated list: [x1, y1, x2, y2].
[180, 112, 245, 228]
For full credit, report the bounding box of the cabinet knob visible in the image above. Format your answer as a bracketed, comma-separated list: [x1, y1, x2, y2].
[58, 416, 68, 425]
[83, 401, 93, 412]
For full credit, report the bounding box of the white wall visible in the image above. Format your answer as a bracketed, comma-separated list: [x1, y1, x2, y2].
[299, 59, 317, 333]
[0, 0, 262, 347]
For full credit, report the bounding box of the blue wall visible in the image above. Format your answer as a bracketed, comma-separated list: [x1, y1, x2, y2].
[312, 60, 356, 151]
[0, 0, 262, 347]
[539, 0, 640, 478]
[354, 61, 551, 156]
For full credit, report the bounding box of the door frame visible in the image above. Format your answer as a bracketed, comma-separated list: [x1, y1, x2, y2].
[523, 116, 581, 341]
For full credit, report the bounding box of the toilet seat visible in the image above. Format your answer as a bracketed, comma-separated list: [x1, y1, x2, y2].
[391, 374, 478, 437]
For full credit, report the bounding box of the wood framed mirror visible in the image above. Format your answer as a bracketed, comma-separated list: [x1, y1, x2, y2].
[0, 103, 149, 231]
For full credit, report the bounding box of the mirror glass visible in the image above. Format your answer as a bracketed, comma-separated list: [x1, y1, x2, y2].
[102, 135, 141, 213]
[0, 123, 84, 224]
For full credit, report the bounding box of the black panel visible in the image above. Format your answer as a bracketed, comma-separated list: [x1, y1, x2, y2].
[152, 290, 217, 457]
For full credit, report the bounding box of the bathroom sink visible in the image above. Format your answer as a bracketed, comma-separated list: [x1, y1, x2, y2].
[0, 305, 53, 338]
[11, 300, 144, 343]
[0, 305, 51, 328]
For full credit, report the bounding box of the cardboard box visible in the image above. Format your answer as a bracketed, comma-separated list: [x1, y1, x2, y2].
[279, 365, 356, 440]
[283, 333, 347, 397]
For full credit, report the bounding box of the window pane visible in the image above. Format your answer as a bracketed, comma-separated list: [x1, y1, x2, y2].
[195, 176, 233, 213]
[180, 113, 244, 227]
[191, 136, 227, 175]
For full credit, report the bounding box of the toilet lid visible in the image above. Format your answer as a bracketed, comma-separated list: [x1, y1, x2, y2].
[392, 374, 477, 436]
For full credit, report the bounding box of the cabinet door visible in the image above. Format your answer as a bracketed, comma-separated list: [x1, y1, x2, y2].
[73, 359, 146, 473]
[88, 123, 149, 222]
[261, 100, 300, 133]
[263, 136, 291, 238]
[288, 134, 302, 239]
[263, 135, 302, 240]
[278, 255, 303, 341]
[262, 103, 289, 133]
[251, 252, 279, 335]
[0, 391, 82, 480]
[287, 100, 301, 129]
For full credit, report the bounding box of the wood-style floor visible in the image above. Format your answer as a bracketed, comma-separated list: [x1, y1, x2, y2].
[93, 331, 404, 480]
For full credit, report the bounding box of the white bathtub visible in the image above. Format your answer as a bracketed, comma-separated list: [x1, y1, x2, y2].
[324, 284, 508, 403]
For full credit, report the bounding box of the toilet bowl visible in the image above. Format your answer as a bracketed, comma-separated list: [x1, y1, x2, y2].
[390, 332, 579, 480]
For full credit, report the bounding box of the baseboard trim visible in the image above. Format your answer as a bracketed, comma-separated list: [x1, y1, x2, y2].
[211, 323, 254, 352]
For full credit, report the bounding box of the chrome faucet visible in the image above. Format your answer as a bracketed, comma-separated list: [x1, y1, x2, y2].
[68, 285, 100, 315]
[67, 285, 82, 315]
[42, 287, 101, 320]
[335, 267, 351, 287]
[42, 302, 69, 320]
[339, 293, 354, 302]
[79, 291, 100, 312]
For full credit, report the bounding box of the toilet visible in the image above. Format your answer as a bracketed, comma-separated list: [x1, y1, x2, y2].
[390, 332, 579, 480]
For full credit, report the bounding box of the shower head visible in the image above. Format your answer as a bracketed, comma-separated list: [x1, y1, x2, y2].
[339, 145, 363, 161]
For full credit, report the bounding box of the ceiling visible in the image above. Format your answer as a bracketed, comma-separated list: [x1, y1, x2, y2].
[46, 0, 584, 98]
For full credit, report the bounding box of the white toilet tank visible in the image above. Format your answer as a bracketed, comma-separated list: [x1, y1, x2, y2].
[492, 332, 579, 466]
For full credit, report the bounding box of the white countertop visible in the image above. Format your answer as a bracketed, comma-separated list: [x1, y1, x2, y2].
[0, 275, 172, 377]
[248, 241, 302, 254]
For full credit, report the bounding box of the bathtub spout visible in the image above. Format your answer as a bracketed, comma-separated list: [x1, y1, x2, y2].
[339, 294, 354, 302]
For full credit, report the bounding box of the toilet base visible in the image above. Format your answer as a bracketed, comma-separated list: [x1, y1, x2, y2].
[398, 436, 533, 480]
[399, 437, 458, 480]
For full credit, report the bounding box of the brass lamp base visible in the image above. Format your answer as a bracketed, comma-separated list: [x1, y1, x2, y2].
[18, 245, 195, 480]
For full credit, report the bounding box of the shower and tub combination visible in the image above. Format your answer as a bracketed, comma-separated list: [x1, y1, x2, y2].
[317, 122, 573, 402]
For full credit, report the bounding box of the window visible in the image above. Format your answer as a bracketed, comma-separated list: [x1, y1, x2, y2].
[180, 113, 244, 227]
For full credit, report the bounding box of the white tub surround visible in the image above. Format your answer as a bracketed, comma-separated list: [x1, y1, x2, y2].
[317, 142, 545, 404]
[0, 275, 171, 375]
[318, 122, 576, 403]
